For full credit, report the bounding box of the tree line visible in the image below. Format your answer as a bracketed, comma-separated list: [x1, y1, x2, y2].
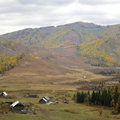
[0, 54, 24, 74]
[75, 85, 120, 113]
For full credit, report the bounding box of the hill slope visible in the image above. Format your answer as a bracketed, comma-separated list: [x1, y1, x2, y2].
[0, 22, 120, 67]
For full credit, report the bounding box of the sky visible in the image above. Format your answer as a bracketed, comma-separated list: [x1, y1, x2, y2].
[0, 0, 120, 35]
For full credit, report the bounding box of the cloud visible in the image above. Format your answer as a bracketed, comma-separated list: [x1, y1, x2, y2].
[77, 0, 120, 5]
[0, 0, 120, 34]
[18, 0, 75, 5]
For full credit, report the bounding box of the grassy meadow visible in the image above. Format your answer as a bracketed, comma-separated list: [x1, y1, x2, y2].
[0, 88, 120, 120]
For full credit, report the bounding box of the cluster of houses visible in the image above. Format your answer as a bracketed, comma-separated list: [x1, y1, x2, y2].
[0, 92, 27, 113]
[0, 91, 68, 114]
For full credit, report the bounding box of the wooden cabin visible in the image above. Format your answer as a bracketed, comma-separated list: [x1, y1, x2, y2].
[39, 96, 50, 104]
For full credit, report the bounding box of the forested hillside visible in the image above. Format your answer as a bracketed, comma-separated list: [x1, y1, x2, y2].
[0, 22, 120, 67]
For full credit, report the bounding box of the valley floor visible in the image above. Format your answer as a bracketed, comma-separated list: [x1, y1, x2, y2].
[0, 91, 120, 120]
[0, 73, 119, 120]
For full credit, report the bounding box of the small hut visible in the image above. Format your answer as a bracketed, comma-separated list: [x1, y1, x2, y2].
[0, 92, 8, 98]
[10, 101, 25, 112]
[39, 96, 50, 104]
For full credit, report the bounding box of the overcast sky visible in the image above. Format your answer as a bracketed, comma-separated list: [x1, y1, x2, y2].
[0, 0, 120, 35]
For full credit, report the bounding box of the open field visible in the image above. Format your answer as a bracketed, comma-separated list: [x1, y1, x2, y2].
[1, 105, 120, 120]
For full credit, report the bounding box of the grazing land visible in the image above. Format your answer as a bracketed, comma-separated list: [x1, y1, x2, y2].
[0, 89, 120, 120]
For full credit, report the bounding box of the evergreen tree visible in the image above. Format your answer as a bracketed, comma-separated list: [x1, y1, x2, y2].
[106, 89, 112, 107]
[95, 91, 101, 105]
[91, 91, 96, 104]
[112, 86, 119, 108]
[116, 96, 120, 113]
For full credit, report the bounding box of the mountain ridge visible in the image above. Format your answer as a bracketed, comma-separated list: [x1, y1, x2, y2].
[0, 21, 120, 67]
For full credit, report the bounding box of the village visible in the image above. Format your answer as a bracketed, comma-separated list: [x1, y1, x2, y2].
[0, 91, 69, 115]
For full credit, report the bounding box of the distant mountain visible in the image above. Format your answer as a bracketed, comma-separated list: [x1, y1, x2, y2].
[0, 22, 120, 67]
[0, 22, 107, 47]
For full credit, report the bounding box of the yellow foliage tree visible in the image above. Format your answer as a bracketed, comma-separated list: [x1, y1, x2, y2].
[0, 54, 18, 74]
